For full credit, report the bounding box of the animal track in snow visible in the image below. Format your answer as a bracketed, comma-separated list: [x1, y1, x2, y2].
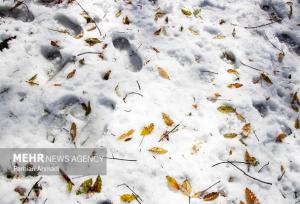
[0, 5, 34, 22]
[54, 14, 83, 37]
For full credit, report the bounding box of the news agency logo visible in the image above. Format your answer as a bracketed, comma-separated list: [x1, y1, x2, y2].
[0, 148, 107, 175]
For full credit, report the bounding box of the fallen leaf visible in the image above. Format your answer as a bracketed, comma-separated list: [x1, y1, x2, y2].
[103, 70, 111, 80]
[26, 74, 39, 86]
[260, 73, 272, 84]
[244, 150, 258, 166]
[236, 112, 246, 123]
[70, 122, 77, 143]
[148, 147, 168, 154]
[241, 123, 251, 137]
[224, 133, 238, 139]
[81, 101, 91, 116]
[191, 143, 200, 154]
[115, 10, 122, 18]
[162, 113, 174, 126]
[278, 52, 285, 62]
[203, 192, 219, 201]
[123, 16, 130, 24]
[276, 133, 287, 143]
[181, 8, 192, 16]
[92, 175, 102, 193]
[85, 38, 101, 46]
[192, 191, 202, 198]
[154, 10, 166, 21]
[214, 34, 226, 39]
[228, 83, 243, 88]
[66, 69, 76, 79]
[117, 129, 135, 140]
[140, 123, 155, 136]
[245, 188, 259, 204]
[120, 194, 136, 202]
[154, 28, 162, 35]
[180, 179, 192, 196]
[217, 105, 235, 113]
[158, 67, 170, 80]
[166, 176, 180, 190]
[14, 186, 26, 196]
[295, 118, 300, 129]
[188, 27, 199, 35]
[51, 41, 60, 47]
[76, 178, 93, 195]
[227, 69, 239, 75]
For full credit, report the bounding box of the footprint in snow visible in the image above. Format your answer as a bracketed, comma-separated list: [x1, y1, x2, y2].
[0, 5, 34, 22]
[112, 36, 143, 72]
[54, 14, 84, 37]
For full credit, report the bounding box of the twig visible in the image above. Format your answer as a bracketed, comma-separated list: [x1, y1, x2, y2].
[76, 52, 102, 56]
[139, 135, 145, 147]
[0, 87, 9, 95]
[212, 161, 250, 167]
[43, 198, 48, 204]
[253, 130, 260, 142]
[198, 180, 221, 197]
[136, 80, 141, 90]
[258, 162, 269, 173]
[240, 61, 264, 72]
[159, 124, 180, 142]
[103, 156, 137, 162]
[59, 168, 74, 185]
[200, 70, 218, 75]
[278, 170, 285, 181]
[74, 0, 102, 37]
[231, 21, 275, 29]
[212, 161, 272, 185]
[123, 92, 143, 103]
[22, 177, 43, 204]
[117, 183, 143, 204]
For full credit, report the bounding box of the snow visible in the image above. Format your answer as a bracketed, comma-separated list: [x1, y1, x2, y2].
[0, 0, 300, 203]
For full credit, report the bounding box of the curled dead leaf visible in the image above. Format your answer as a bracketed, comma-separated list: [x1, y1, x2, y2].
[117, 129, 135, 141]
[148, 147, 168, 154]
[203, 192, 219, 201]
[245, 188, 260, 204]
[162, 113, 174, 126]
[158, 67, 170, 80]
[166, 176, 180, 190]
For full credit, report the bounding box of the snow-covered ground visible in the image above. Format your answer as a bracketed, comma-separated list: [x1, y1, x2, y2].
[0, 0, 300, 203]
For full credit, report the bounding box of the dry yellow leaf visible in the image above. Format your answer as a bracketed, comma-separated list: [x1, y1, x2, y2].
[26, 74, 39, 86]
[191, 143, 200, 155]
[166, 176, 180, 190]
[117, 129, 135, 140]
[158, 67, 170, 80]
[120, 194, 136, 202]
[260, 73, 272, 84]
[140, 123, 155, 136]
[203, 192, 219, 201]
[67, 69, 76, 79]
[228, 83, 243, 88]
[181, 8, 192, 16]
[224, 133, 238, 139]
[227, 69, 239, 75]
[244, 150, 258, 166]
[85, 38, 101, 46]
[148, 147, 168, 154]
[180, 179, 192, 196]
[70, 122, 77, 143]
[245, 188, 260, 204]
[188, 27, 199, 35]
[162, 113, 174, 126]
[217, 105, 235, 113]
[192, 191, 202, 198]
[214, 34, 226, 39]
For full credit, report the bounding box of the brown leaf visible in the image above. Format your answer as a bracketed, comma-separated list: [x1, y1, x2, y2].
[66, 69, 76, 79]
[85, 38, 101, 46]
[278, 52, 285, 62]
[158, 67, 170, 80]
[152, 47, 160, 53]
[154, 10, 166, 21]
[245, 188, 260, 204]
[162, 113, 174, 126]
[26, 74, 39, 86]
[50, 41, 60, 47]
[103, 70, 111, 80]
[123, 16, 130, 24]
[227, 69, 239, 75]
[166, 176, 180, 190]
[203, 192, 219, 201]
[59, 168, 74, 186]
[295, 118, 300, 129]
[276, 133, 287, 143]
[154, 28, 162, 35]
[260, 73, 272, 84]
[180, 179, 192, 196]
[244, 150, 258, 166]
[228, 83, 243, 88]
[81, 101, 91, 116]
[241, 123, 251, 137]
[14, 186, 26, 196]
[70, 122, 77, 143]
[224, 133, 238, 139]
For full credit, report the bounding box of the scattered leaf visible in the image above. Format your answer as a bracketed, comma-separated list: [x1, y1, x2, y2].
[295, 118, 300, 129]
[79, 58, 85, 65]
[14, 186, 26, 196]
[76, 178, 93, 195]
[193, 8, 201, 18]
[155, 10, 166, 21]
[228, 83, 243, 88]
[241, 123, 251, 137]
[148, 147, 168, 154]
[192, 191, 202, 198]
[244, 150, 258, 166]
[224, 133, 238, 139]
[81, 101, 91, 116]
[51, 41, 60, 47]
[158, 67, 170, 80]
[117, 129, 135, 140]
[166, 176, 180, 190]
[120, 194, 136, 202]
[227, 69, 239, 75]
[152, 47, 160, 53]
[67, 69, 76, 79]
[217, 105, 235, 113]
[181, 8, 192, 16]
[188, 27, 199, 35]
[214, 34, 226, 39]
[260, 73, 272, 84]
[85, 38, 101, 46]
[123, 16, 130, 24]
[92, 175, 102, 193]
[278, 52, 285, 62]
[162, 113, 174, 126]
[180, 179, 192, 196]
[26, 74, 39, 86]
[103, 70, 111, 80]
[154, 28, 162, 35]
[203, 192, 219, 201]
[245, 188, 259, 204]
[140, 123, 155, 136]
[115, 10, 122, 18]
[276, 133, 287, 143]
[70, 122, 77, 143]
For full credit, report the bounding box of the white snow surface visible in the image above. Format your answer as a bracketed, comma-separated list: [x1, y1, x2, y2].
[0, 0, 300, 203]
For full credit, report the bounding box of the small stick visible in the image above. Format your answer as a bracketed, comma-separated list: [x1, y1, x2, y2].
[258, 162, 269, 173]
[278, 170, 285, 181]
[253, 130, 260, 142]
[212, 161, 272, 185]
[103, 156, 137, 162]
[240, 61, 264, 72]
[201, 70, 218, 75]
[159, 124, 180, 142]
[74, 0, 102, 37]
[22, 177, 43, 204]
[43, 198, 48, 204]
[117, 183, 143, 204]
[231, 21, 275, 29]
[76, 52, 102, 56]
[136, 80, 141, 90]
[212, 161, 250, 167]
[198, 180, 221, 197]
[139, 135, 145, 147]
[123, 92, 143, 103]
[59, 168, 74, 185]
